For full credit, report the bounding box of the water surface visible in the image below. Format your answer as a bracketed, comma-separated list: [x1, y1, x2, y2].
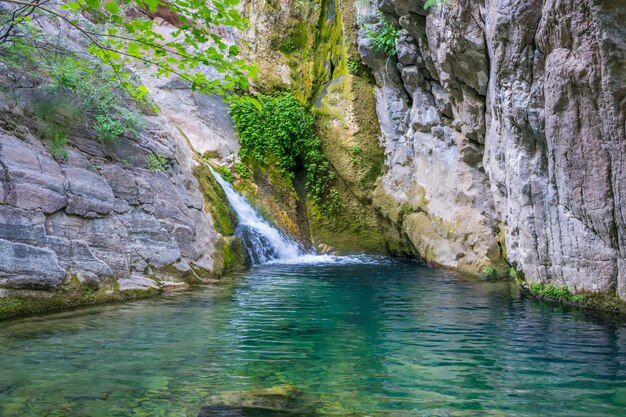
[1, 258, 625, 416]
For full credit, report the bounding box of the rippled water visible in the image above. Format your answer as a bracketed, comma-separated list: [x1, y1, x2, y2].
[1, 258, 626, 416]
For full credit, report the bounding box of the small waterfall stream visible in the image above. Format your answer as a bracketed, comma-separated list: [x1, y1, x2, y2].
[208, 166, 306, 264]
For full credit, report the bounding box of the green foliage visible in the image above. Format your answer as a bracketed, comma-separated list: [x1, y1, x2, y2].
[0, 0, 257, 97]
[228, 93, 339, 212]
[194, 165, 238, 236]
[367, 14, 399, 56]
[49, 128, 69, 160]
[347, 58, 367, 76]
[145, 153, 168, 172]
[94, 115, 125, 141]
[529, 283, 587, 305]
[233, 162, 250, 178]
[424, 0, 448, 10]
[483, 266, 498, 280]
[216, 165, 234, 183]
[398, 204, 412, 218]
[35, 55, 146, 144]
[348, 144, 363, 165]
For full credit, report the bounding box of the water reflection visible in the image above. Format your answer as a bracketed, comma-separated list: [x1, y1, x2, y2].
[0, 259, 625, 416]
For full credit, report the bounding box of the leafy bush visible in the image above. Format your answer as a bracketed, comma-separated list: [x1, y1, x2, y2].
[367, 14, 399, 56]
[94, 115, 125, 141]
[347, 58, 366, 76]
[145, 153, 168, 172]
[0, 0, 255, 98]
[216, 166, 234, 183]
[349, 144, 363, 165]
[45, 56, 146, 142]
[49, 128, 69, 160]
[233, 162, 250, 179]
[228, 93, 339, 211]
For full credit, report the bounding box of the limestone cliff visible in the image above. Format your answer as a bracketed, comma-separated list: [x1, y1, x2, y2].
[356, 0, 626, 300]
[0, 15, 238, 318]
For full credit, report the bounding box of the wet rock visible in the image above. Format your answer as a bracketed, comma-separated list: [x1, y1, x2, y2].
[203, 385, 315, 417]
[118, 274, 159, 291]
[198, 405, 310, 417]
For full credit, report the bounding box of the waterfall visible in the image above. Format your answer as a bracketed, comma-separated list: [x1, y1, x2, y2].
[208, 165, 306, 265]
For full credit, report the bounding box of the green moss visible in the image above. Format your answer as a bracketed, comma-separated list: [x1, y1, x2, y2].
[308, 178, 387, 254]
[0, 296, 67, 320]
[223, 237, 249, 271]
[233, 158, 302, 239]
[483, 266, 498, 280]
[202, 150, 221, 160]
[398, 204, 413, 218]
[193, 164, 238, 236]
[0, 277, 163, 321]
[529, 283, 586, 305]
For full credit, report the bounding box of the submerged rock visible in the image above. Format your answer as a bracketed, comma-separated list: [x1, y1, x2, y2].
[201, 385, 317, 417]
[198, 405, 311, 417]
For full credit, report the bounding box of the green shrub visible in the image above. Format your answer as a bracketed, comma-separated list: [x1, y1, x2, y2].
[145, 153, 168, 172]
[95, 115, 125, 141]
[216, 166, 234, 183]
[367, 14, 399, 56]
[347, 58, 366, 76]
[233, 162, 250, 178]
[49, 128, 69, 159]
[349, 144, 364, 165]
[44, 56, 146, 142]
[228, 93, 340, 212]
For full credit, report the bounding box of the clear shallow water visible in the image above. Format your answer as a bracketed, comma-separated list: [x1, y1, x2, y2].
[1, 257, 626, 416]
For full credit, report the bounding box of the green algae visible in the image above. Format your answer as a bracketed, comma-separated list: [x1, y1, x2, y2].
[0, 279, 160, 321]
[222, 236, 249, 271]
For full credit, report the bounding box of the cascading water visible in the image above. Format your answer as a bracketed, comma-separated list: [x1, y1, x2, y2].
[208, 165, 306, 264]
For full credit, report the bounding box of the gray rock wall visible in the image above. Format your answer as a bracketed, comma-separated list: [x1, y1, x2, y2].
[0, 85, 224, 295]
[358, 0, 626, 298]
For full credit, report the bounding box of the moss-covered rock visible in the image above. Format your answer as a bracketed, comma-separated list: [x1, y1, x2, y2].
[223, 236, 250, 271]
[0, 278, 161, 321]
[233, 159, 304, 241]
[526, 282, 626, 314]
[194, 164, 238, 236]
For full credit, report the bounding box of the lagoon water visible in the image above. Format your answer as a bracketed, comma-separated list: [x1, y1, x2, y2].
[1, 257, 626, 416]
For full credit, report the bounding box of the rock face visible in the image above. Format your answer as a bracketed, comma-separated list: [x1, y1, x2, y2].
[358, 0, 626, 298]
[0, 77, 224, 298]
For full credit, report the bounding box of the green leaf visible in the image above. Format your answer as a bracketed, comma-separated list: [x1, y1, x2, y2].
[104, 2, 120, 14]
[85, 0, 101, 9]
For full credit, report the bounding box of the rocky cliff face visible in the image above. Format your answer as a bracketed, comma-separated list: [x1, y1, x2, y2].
[0, 46, 230, 317]
[357, 0, 626, 299]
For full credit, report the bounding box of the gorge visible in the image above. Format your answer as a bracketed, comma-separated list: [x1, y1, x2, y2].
[0, 0, 625, 414]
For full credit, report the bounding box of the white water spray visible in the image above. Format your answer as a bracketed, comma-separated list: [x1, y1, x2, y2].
[208, 166, 306, 264]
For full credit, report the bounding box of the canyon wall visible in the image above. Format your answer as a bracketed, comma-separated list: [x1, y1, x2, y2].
[0, 14, 239, 317]
[0, 0, 624, 318]
[357, 0, 626, 298]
